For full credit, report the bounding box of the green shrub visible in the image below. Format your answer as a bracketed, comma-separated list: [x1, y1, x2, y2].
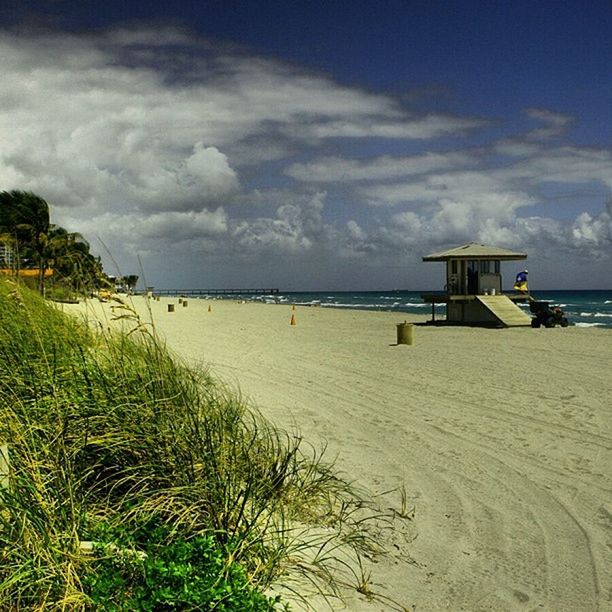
[83, 519, 282, 611]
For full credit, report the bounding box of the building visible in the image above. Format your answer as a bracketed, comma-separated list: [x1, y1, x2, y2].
[0, 243, 14, 269]
[0, 242, 53, 278]
[421, 242, 531, 327]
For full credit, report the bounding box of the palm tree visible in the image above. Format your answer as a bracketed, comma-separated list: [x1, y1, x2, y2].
[0, 190, 51, 293]
[0, 190, 104, 296]
[47, 226, 102, 295]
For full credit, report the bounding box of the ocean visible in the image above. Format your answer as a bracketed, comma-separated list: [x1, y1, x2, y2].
[204, 289, 612, 329]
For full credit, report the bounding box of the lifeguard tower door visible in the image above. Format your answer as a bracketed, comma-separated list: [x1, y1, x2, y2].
[447, 259, 467, 294]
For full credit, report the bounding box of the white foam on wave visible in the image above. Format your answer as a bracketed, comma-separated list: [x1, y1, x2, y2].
[574, 322, 605, 327]
[317, 301, 437, 311]
[579, 311, 612, 318]
[328, 303, 380, 309]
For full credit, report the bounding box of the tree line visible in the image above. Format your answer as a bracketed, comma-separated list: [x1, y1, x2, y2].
[0, 190, 104, 296]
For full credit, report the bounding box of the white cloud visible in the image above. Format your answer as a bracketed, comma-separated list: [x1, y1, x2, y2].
[0, 27, 477, 215]
[290, 114, 487, 140]
[232, 192, 329, 255]
[523, 107, 574, 140]
[507, 147, 612, 189]
[346, 220, 366, 240]
[285, 152, 474, 183]
[571, 201, 612, 254]
[66, 208, 228, 249]
[0, 26, 610, 288]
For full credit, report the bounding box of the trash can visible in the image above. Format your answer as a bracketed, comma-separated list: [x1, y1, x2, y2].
[168, 304, 175, 313]
[396, 321, 415, 345]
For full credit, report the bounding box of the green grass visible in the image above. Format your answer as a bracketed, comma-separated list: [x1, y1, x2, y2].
[0, 280, 400, 610]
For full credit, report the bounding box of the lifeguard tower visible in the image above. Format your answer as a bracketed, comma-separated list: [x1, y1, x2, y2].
[421, 242, 531, 327]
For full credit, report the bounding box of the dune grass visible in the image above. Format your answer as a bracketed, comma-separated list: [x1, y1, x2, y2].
[0, 281, 399, 610]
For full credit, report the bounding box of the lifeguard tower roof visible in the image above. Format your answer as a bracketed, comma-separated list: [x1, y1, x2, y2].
[423, 242, 527, 262]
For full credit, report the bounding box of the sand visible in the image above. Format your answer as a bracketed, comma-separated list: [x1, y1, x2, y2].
[64, 297, 612, 611]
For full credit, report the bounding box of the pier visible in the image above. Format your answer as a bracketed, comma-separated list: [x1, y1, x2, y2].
[140, 288, 280, 297]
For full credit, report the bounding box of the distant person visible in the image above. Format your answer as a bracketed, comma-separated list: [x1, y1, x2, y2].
[514, 269, 529, 293]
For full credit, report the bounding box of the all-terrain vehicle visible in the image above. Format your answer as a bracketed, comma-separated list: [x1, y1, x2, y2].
[529, 300, 569, 328]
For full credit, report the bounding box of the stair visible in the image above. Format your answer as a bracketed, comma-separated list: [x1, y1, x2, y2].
[476, 295, 531, 327]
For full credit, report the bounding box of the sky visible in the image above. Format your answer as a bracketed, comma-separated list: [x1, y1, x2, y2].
[1, 1, 611, 290]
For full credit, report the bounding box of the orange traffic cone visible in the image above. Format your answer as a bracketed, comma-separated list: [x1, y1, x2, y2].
[290, 314, 296, 326]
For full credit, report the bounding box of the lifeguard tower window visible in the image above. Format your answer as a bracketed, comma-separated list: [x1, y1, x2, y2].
[478, 259, 501, 274]
[451, 260, 458, 274]
[467, 261, 478, 294]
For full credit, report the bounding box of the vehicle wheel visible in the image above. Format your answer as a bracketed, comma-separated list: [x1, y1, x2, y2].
[544, 317, 556, 328]
[560, 318, 569, 327]
[531, 319, 541, 328]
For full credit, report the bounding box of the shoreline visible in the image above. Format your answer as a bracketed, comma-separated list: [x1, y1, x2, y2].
[63, 296, 612, 611]
[127, 289, 612, 329]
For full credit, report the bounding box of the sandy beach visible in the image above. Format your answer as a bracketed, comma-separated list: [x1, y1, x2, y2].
[64, 297, 612, 611]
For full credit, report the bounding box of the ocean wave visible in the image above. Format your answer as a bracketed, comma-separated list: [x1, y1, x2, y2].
[578, 311, 612, 318]
[574, 322, 606, 327]
[311, 301, 440, 311]
[321, 302, 391, 309]
[321, 303, 378, 309]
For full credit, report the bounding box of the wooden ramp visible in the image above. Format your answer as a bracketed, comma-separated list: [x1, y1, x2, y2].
[476, 295, 531, 327]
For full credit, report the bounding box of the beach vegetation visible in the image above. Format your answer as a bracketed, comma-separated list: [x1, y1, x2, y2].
[0, 190, 103, 298]
[0, 280, 399, 609]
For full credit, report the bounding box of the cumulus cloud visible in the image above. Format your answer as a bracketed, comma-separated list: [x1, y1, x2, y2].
[232, 192, 329, 255]
[571, 200, 612, 255]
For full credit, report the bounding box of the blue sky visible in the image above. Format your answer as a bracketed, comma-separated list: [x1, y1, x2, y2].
[1, 1, 611, 289]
